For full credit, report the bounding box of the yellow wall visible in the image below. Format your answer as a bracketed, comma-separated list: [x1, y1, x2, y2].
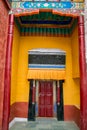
[11, 24, 20, 104]
[63, 26, 80, 106]
[16, 36, 71, 103]
[71, 26, 80, 78]
[11, 24, 80, 107]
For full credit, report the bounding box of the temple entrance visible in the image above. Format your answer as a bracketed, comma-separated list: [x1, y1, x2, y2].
[28, 80, 64, 121]
[7, 9, 79, 129]
[38, 81, 53, 117]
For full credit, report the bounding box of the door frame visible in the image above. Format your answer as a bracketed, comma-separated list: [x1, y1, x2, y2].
[28, 79, 64, 120]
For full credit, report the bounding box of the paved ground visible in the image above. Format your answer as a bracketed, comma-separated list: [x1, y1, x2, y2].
[9, 118, 80, 130]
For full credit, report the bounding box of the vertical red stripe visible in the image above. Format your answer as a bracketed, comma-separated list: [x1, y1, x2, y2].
[78, 16, 87, 130]
[32, 81, 36, 103]
[57, 87, 60, 105]
[2, 14, 14, 130]
[57, 81, 60, 105]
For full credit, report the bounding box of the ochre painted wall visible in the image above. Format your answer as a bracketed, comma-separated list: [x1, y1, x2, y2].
[11, 24, 20, 104]
[71, 25, 80, 78]
[63, 26, 80, 106]
[71, 25, 80, 107]
[17, 36, 71, 103]
[11, 24, 80, 107]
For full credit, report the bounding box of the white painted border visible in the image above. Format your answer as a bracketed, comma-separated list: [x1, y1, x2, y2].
[9, 118, 15, 128]
[9, 118, 27, 128]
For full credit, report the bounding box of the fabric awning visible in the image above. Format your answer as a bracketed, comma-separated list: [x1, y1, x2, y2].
[27, 69, 66, 80]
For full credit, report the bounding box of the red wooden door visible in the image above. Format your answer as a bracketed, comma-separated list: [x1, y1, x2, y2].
[39, 81, 53, 117]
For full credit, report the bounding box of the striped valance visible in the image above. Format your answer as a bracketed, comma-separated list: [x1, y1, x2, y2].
[27, 49, 66, 80]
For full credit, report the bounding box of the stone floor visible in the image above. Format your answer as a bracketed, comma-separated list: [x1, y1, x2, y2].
[9, 118, 80, 130]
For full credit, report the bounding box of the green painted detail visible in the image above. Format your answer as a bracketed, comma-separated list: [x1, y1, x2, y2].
[15, 22, 77, 36]
[70, 19, 77, 34]
[15, 18, 21, 31]
[15, 12, 77, 36]
[20, 27, 71, 36]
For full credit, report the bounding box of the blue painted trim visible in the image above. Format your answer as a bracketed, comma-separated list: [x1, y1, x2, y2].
[28, 64, 65, 68]
[12, 1, 84, 10]
[22, 2, 72, 9]
[11, 2, 84, 15]
[12, 2, 73, 9]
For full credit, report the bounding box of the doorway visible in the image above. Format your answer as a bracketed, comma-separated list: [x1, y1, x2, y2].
[28, 80, 64, 121]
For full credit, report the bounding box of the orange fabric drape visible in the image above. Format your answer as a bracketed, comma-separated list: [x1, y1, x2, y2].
[27, 69, 66, 80]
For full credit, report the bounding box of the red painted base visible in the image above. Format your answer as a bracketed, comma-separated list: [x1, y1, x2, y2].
[64, 105, 80, 127]
[10, 102, 28, 122]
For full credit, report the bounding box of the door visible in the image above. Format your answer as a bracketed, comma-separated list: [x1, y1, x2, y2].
[39, 81, 53, 117]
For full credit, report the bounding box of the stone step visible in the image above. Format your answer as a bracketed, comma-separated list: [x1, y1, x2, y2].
[9, 119, 80, 130]
[36, 117, 57, 123]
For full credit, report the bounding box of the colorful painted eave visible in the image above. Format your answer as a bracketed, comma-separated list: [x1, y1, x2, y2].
[10, 1, 84, 17]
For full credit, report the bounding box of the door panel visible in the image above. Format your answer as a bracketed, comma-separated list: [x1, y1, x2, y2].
[39, 94, 45, 105]
[39, 106, 45, 117]
[45, 94, 52, 105]
[46, 105, 53, 117]
[39, 81, 53, 117]
[39, 82, 45, 116]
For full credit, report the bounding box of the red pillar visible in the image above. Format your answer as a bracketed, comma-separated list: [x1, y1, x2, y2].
[2, 14, 14, 130]
[78, 16, 87, 130]
[32, 80, 36, 104]
[57, 81, 60, 105]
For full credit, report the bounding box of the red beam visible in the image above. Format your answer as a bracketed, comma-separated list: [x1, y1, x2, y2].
[2, 14, 14, 130]
[78, 16, 87, 130]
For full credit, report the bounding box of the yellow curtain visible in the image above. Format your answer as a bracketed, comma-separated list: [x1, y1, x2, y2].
[27, 69, 66, 80]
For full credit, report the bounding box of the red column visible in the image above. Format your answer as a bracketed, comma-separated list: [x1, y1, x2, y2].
[57, 81, 60, 105]
[32, 80, 36, 104]
[78, 16, 87, 130]
[2, 14, 14, 130]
